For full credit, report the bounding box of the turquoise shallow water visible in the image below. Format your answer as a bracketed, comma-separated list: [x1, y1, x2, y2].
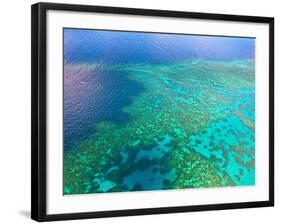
[63, 29, 255, 195]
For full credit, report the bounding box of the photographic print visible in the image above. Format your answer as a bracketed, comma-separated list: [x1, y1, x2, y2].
[63, 28, 255, 195]
[32, 3, 274, 221]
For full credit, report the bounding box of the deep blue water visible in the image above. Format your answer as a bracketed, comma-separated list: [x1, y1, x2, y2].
[64, 69, 144, 150]
[63, 29, 255, 151]
[64, 29, 255, 65]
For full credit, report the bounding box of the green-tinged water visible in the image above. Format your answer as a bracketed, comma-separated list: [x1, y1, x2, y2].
[64, 59, 255, 194]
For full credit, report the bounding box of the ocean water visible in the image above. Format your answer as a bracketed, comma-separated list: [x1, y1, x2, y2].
[63, 28, 255, 194]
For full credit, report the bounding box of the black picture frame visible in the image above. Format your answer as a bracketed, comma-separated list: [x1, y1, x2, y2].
[31, 2, 274, 222]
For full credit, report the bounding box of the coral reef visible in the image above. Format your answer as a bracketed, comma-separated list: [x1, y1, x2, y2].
[63, 59, 255, 194]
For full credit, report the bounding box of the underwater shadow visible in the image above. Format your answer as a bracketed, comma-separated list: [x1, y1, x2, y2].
[63, 68, 145, 151]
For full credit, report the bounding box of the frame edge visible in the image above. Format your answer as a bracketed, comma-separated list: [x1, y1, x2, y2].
[37, 2, 273, 23]
[268, 17, 274, 207]
[31, 3, 40, 221]
[31, 2, 48, 222]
